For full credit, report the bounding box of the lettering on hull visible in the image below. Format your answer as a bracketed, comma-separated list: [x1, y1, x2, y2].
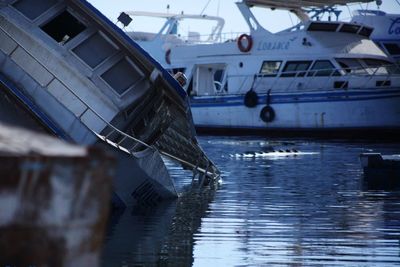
[388, 18, 400, 35]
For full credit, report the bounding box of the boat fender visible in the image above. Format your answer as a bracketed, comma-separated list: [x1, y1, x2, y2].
[244, 89, 258, 108]
[260, 105, 275, 123]
[237, 34, 253, 53]
[165, 49, 171, 64]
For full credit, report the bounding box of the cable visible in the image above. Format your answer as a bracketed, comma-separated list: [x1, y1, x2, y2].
[200, 0, 212, 15]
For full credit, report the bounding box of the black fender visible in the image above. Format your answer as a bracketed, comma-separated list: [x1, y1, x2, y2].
[260, 106, 275, 122]
[244, 90, 258, 108]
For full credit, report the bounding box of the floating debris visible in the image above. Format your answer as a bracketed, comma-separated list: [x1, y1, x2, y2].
[230, 149, 318, 158]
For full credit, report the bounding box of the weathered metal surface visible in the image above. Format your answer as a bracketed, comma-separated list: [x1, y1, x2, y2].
[0, 0, 220, 207]
[0, 123, 114, 267]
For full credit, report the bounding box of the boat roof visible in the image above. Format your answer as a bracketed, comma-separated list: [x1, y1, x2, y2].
[125, 11, 225, 23]
[243, 0, 373, 9]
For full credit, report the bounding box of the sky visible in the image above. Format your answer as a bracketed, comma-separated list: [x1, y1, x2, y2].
[88, 0, 400, 34]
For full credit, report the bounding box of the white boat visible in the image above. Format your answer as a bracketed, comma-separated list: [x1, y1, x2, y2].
[0, 0, 219, 208]
[303, 2, 400, 63]
[124, 0, 400, 137]
[351, 8, 400, 63]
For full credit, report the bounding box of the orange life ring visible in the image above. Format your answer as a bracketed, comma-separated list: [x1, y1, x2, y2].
[165, 49, 171, 64]
[237, 34, 253, 53]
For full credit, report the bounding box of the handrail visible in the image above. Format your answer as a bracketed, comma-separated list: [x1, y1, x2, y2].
[227, 63, 400, 94]
[0, 26, 219, 179]
[151, 31, 244, 45]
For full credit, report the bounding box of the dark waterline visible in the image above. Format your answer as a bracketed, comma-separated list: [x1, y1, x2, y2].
[102, 137, 400, 266]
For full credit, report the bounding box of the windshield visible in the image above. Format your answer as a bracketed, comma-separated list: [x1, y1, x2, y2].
[335, 58, 400, 75]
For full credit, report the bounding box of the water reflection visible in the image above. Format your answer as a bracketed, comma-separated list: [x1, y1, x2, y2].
[102, 137, 400, 266]
[102, 185, 217, 267]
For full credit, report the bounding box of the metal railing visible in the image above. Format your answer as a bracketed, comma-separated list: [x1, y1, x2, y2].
[230, 64, 400, 94]
[157, 31, 244, 45]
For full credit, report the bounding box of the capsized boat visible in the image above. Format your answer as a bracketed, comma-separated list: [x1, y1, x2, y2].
[0, 0, 219, 207]
[124, 0, 400, 138]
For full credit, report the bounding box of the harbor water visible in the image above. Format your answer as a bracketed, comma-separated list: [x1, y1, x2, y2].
[102, 136, 400, 266]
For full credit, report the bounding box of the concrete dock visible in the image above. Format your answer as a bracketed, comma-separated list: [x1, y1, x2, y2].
[0, 123, 114, 267]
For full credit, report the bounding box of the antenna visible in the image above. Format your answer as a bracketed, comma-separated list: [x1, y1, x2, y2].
[200, 0, 212, 15]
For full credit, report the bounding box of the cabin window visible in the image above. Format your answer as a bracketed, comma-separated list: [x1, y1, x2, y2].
[13, 0, 57, 20]
[186, 78, 194, 96]
[72, 32, 118, 68]
[339, 24, 360, 34]
[335, 58, 367, 75]
[281, 61, 311, 77]
[101, 58, 142, 95]
[41, 10, 86, 45]
[308, 22, 339, 32]
[334, 81, 348, 89]
[362, 59, 400, 75]
[358, 27, 373, 37]
[259, 61, 282, 76]
[383, 43, 400, 56]
[308, 60, 340, 77]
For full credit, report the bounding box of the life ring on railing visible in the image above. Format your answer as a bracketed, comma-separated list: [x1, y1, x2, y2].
[237, 34, 253, 53]
[244, 89, 258, 108]
[165, 49, 171, 64]
[260, 105, 275, 123]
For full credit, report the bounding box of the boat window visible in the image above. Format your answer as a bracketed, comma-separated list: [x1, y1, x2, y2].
[307, 60, 340, 77]
[186, 78, 194, 96]
[308, 22, 339, 32]
[335, 58, 367, 75]
[362, 59, 400, 75]
[259, 61, 282, 77]
[383, 43, 400, 56]
[170, 18, 222, 43]
[281, 61, 311, 77]
[72, 32, 118, 68]
[12, 0, 57, 20]
[101, 58, 143, 95]
[339, 24, 360, 34]
[41, 10, 86, 45]
[358, 27, 373, 38]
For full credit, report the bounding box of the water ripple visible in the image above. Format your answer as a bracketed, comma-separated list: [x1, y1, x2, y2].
[102, 137, 400, 266]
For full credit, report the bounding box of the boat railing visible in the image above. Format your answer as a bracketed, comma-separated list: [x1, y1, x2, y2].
[227, 63, 400, 94]
[0, 27, 219, 180]
[159, 31, 243, 45]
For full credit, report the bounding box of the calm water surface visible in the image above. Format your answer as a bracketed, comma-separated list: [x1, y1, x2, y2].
[102, 137, 400, 266]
